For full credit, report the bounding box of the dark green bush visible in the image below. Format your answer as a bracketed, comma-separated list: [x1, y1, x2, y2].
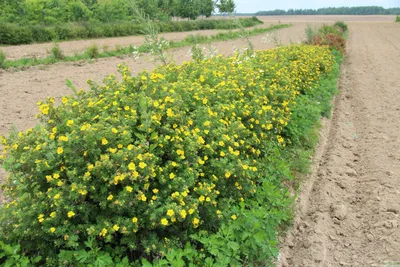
[0, 18, 263, 45]
[333, 21, 348, 32]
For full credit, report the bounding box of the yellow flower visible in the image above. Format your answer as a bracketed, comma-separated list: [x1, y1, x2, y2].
[161, 218, 168, 226]
[50, 227, 56, 233]
[153, 189, 159, 194]
[39, 104, 50, 115]
[231, 215, 237, 220]
[100, 228, 108, 237]
[58, 136, 68, 142]
[188, 208, 195, 215]
[141, 195, 147, 202]
[128, 162, 136, 171]
[101, 138, 108, 145]
[127, 144, 134, 150]
[167, 209, 175, 217]
[50, 212, 56, 218]
[139, 162, 147, 169]
[126, 186, 133, 192]
[180, 210, 187, 219]
[132, 217, 138, 223]
[192, 218, 200, 227]
[57, 147, 63, 155]
[220, 151, 226, 157]
[225, 172, 231, 178]
[169, 173, 175, 179]
[54, 193, 61, 199]
[113, 224, 120, 231]
[66, 120, 74, 126]
[198, 195, 205, 202]
[112, 128, 118, 134]
[166, 108, 174, 117]
[205, 197, 211, 202]
[107, 194, 113, 201]
[38, 214, 45, 223]
[67, 211, 75, 218]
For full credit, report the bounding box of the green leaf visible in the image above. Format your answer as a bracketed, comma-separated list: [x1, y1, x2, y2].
[66, 79, 77, 94]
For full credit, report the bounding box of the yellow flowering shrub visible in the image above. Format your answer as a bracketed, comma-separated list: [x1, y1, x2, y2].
[0, 45, 337, 265]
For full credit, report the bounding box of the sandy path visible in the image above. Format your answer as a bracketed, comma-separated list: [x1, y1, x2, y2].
[279, 22, 400, 266]
[1, 23, 275, 60]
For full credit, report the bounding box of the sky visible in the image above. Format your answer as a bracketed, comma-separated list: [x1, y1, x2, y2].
[235, 0, 400, 13]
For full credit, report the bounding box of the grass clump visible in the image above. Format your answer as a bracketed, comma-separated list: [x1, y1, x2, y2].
[85, 44, 99, 59]
[396, 16, 400, 22]
[0, 49, 6, 68]
[50, 43, 64, 60]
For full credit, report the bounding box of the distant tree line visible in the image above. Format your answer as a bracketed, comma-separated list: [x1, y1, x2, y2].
[0, 0, 236, 25]
[255, 6, 400, 16]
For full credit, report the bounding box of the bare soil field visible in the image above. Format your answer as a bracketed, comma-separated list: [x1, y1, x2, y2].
[257, 15, 397, 23]
[279, 22, 400, 266]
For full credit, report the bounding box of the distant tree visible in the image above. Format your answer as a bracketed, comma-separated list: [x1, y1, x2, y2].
[217, 0, 235, 16]
[225, 0, 235, 14]
[177, 0, 201, 20]
[200, 0, 215, 18]
[255, 6, 400, 16]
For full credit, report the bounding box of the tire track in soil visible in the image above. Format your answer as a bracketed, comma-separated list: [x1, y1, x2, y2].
[279, 22, 400, 266]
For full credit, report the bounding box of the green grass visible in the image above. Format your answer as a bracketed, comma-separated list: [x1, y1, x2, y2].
[396, 16, 400, 22]
[2, 24, 291, 70]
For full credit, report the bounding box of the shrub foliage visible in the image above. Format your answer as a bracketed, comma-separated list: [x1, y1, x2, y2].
[0, 18, 262, 45]
[307, 22, 348, 54]
[0, 45, 338, 266]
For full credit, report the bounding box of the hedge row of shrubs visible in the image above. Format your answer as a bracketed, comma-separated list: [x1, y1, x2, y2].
[0, 17, 262, 45]
[0, 44, 340, 266]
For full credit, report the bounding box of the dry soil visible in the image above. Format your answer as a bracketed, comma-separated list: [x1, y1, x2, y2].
[279, 21, 400, 266]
